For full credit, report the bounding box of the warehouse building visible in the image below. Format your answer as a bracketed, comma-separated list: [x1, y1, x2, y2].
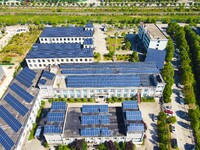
[26, 43, 94, 69]
[38, 24, 94, 44]
[43, 101, 145, 145]
[138, 23, 168, 51]
[38, 62, 166, 99]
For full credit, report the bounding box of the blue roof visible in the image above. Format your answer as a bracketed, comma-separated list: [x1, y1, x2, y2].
[67, 75, 141, 88]
[122, 101, 138, 110]
[26, 43, 93, 59]
[127, 123, 145, 132]
[126, 111, 142, 121]
[84, 38, 93, 45]
[40, 27, 93, 37]
[145, 49, 166, 69]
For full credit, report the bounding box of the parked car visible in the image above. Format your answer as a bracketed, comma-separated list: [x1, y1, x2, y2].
[152, 114, 158, 122]
[171, 138, 178, 149]
[164, 105, 172, 110]
[170, 125, 176, 133]
[177, 83, 184, 89]
[178, 91, 185, 98]
[164, 109, 173, 115]
[179, 97, 185, 105]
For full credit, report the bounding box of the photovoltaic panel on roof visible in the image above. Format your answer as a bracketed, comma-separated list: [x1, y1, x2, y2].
[51, 102, 67, 110]
[123, 101, 138, 110]
[145, 48, 166, 69]
[0, 105, 22, 132]
[126, 111, 142, 121]
[67, 75, 141, 88]
[81, 128, 100, 137]
[40, 27, 93, 37]
[44, 125, 62, 134]
[82, 105, 108, 113]
[26, 43, 93, 59]
[10, 83, 34, 103]
[39, 79, 47, 85]
[4, 93, 28, 116]
[0, 127, 14, 150]
[47, 112, 65, 122]
[127, 123, 145, 132]
[42, 71, 55, 80]
[101, 128, 111, 136]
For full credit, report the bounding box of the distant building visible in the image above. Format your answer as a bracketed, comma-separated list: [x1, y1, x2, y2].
[44, 101, 145, 145]
[38, 62, 166, 99]
[138, 23, 168, 51]
[0, 65, 6, 85]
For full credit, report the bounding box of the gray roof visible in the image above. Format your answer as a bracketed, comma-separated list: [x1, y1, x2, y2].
[40, 27, 93, 37]
[26, 43, 93, 59]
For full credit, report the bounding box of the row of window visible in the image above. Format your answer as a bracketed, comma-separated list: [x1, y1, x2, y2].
[40, 37, 84, 42]
[27, 58, 93, 64]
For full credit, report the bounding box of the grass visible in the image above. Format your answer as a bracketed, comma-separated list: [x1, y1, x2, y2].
[116, 54, 131, 61]
[106, 37, 124, 51]
[48, 98, 95, 103]
[0, 28, 41, 64]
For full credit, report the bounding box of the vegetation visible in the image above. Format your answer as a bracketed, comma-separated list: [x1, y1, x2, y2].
[116, 54, 131, 61]
[167, 22, 196, 104]
[69, 139, 88, 150]
[165, 37, 175, 62]
[43, 142, 50, 148]
[57, 145, 70, 150]
[28, 101, 45, 140]
[98, 140, 136, 150]
[94, 52, 101, 61]
[106, 97, 134, 103]
[0, 26, 41, 64]
[141, 97, 155, 102]
[130, 51, 139, 62]
[161, 62, 174, 103]
[48, 97, 94, 103]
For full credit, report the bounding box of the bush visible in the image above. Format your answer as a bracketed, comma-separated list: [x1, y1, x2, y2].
[141, 97, 155, 102]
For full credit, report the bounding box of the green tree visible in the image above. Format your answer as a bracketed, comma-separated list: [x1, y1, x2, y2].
[158, 112, 167, 121]
[166, 116, 177, 124]
[165, 37, 174, 62]
[125, 41, 131, 50]
[130, 51, 139, 62]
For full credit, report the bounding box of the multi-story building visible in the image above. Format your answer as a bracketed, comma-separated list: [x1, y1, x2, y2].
[44, 101, 145, 145]
[0, 67, 43, 150]
[38, 62, 166, 99]
[38, 24, 93, 44]
[0, 65, 6, 85]
[26, 43, 94, 69]
[138, 23, 168, 51]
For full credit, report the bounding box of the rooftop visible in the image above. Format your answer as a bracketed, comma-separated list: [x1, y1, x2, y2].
[26, 43, 93, 59]
[0, 68, 41, 150]
[141, 23, 167, 40]
[40, 27, 93, 37]
[38, 70, 56, 86]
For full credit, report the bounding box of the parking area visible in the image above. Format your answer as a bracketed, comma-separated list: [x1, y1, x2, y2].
[138, 102, 160, 150]
[22, 138, 47, 150]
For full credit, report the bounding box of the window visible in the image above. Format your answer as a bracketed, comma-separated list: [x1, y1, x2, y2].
[64, 38, 66, 41]
[28, 60, 31, 62]
[79, 38, 81, 40]
[66, 59, 69, 62]
[45, 38, 47, 41]
[68, 38, 70, 41]
[52, 38, 55, 41]
[156, 48, 158, 50]
[76, 59, 78, 62]
[29, 64, 32, 67]
[42, 59, 45, 62]
[76, 90, 81, 94]
[156, 44, 159, 46]
[103, 89, 107, 92]
[34, 64, 37, 67]
[47, 59, 50, 62]
[158, 40, 160, 43]
[85, 59, 88, 61]
[70, 59, 73, 62]
[75, 38, 77, 41]
[96, 89, 102, 93]
[38, 60, 41, 62]
[110, 89, 114, 92]
[117, 89, 121, 92]
[52, 59, 55, 62]
[39, 64, 42, 67]
[41, 38, 43, 41]
[61, 59, 64, 62]
[32, 60, 36, 63]
[124, 89, 128, 92]
[57, 59, 60, 62]
[44, 64, 46, 66]
[80, 59, 82, 61]
[60, 38, 62, 41]
[90, 90, 94, 93]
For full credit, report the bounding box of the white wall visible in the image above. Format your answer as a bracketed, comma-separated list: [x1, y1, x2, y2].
[148, 39, 168, 51]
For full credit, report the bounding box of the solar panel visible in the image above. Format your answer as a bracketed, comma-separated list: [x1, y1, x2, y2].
[123, 100, 138, 110]
[127, 123, 145, 132]
[42, 71, 55, 80]
[44, 125, 62, 134]
[82, 105, 108, 113]
[0, 127, 14, 150]
[0, 105, 22, 132]
[39, 79, 47, 85]
[16, 75, 32, 88]
[10, 83, 34, 103]
[51, 102, 67, 110]
[47, 112, 65, 122]
[101, 128, 111, 136]
[81, 128, 100, 137]
[126, 111, 142, 121]
[4, 93, 28, 116]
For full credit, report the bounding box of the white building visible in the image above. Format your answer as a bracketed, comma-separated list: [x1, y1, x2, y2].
[26, 43, 94, 69]
[138, 23, 168, 51]
[39, 24, 94, 44]
[0, 65, 6, 85]
[38, 62, 166, 100]
[44, 101, 146, 145]
[0, 68, 42, 150]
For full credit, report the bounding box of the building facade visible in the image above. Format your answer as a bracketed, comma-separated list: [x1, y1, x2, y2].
[138, 23, 168, 51]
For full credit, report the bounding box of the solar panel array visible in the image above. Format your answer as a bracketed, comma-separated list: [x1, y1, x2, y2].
[39, 79, 47, 85]
[84, 38, 93, 45]
[126, 111, 142, 121]
[0, 105, 22, 132]
[4, 93, 28, 116]
[127, 123, 145, 132]
[51, 102, 67, 110]
[42, 71, 55, 80]
[15, 67, 36, 88]
[26, 43, 93, 59]
[81, 128, 111, 137]
[82, 105, 108, 113]
[122, 101, 138, 110]
[67, 75, 141, 88]
[47, 112, 65, 122]
[145, 48, 166, 69]
[81, 115, 110, 125]
[44, 125, 62, 134]
[0, 127, 14, 150]
[40, 27, 93, 37]
[10, 83, 34, 103]
[60, 62, 157, 70]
